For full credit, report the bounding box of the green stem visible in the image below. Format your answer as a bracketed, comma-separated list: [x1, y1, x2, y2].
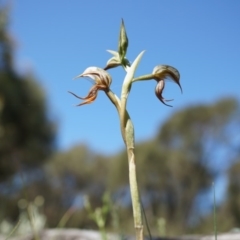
[125, 121, 143, 240]
[132, 74, 154, 83]
[105, 90, 143, 240]
[120, 53, 144, 240]
[27, 203, 40, 240]
[6, 219, 22, 239]
[19, 171, 40, 240]
[213, 182, 217, 240]
[57, 207, 75, 228]
[106, 51, 145, 240]
[99, 227, 107, 240]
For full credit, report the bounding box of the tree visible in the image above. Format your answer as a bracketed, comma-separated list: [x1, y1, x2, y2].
[155, 97, 239, 231]
[225, 158, 240, 227]
[3, 97, 236, 234]
[157, 98, 239, 173]
[0, 6, 55, 181]
[107, 97, 239, 235]
[42, 145, 109, 228]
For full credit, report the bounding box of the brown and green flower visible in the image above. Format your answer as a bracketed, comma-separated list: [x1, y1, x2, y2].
[132, 64, 182, 107]
[69, 67, 112, 106]
[153, 65, 181, 107]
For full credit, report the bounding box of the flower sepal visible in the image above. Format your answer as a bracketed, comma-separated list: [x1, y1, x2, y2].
[104, 50, 130, 70]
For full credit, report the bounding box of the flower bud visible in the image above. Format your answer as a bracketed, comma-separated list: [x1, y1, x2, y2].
[118, 19, 128, 62]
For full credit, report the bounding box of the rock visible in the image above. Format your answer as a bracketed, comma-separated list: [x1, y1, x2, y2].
[1, 229, 240, 240]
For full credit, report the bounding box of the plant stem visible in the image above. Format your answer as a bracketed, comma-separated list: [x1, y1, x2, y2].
[105, 90, 143, 240]
[19, 170, 40, 240]
[27, 203, 40, 240]
[120, 69, 144, 239]
[57, 207, 75, 228]
[105, 51, 145, 239]
[213, 182, 217, 240]
[126, 139, 143, 240]
[120, 106, 143, 240]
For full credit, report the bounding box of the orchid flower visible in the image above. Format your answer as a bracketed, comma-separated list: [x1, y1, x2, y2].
[69, 67, 112, 106]
[153, 65, 182, 107]
[132, 65, 182, 107]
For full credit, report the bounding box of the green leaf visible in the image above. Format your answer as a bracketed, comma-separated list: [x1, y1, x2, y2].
[118, 19, 128, 61]
[122, 51, 145, 95]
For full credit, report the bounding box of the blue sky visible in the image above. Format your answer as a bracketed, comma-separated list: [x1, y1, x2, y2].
[9, 1, 240, 155]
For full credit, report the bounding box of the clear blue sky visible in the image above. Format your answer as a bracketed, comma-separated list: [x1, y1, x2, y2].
[9, 1, 240, 155]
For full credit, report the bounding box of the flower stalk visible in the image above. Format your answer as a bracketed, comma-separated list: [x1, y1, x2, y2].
[119, 52, 145, 240]
[69, 19, 181, 240]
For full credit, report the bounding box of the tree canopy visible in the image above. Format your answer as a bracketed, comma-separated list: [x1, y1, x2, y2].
[32, 97, 239, 235]
[0, 7, 55, 181]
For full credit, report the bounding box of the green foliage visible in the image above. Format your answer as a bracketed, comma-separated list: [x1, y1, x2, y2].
[226, 159, 240, 225]
[45, 145, 108, 192]
[0, 7, 55, 181]
[0, 196, 45, 238]
[84, 192, 111, 240]
[1, 97, 239, 236]
[106, 98, 239, 235]
[212, 183, 218, 240]
[42, 146, 110, 227]
[0, 6, 13, 70]
[158, 98, 238, 152]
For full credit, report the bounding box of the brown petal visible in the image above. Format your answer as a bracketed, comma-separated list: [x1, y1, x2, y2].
[68, 85, 98, 106]
[155, 80, 173, 107]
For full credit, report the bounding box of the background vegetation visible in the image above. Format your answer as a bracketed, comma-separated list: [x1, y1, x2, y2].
[0, 6, 240, 238]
